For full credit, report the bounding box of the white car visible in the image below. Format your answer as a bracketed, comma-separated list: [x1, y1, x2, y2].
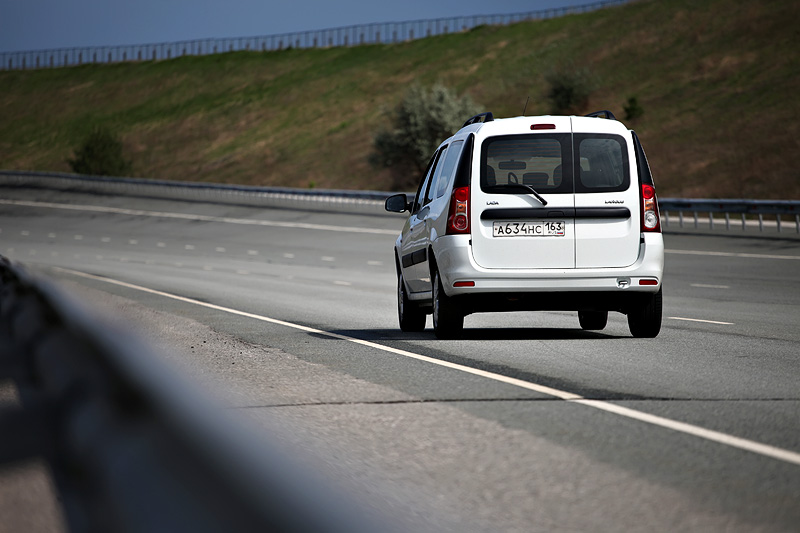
[385, 111, 664, 339]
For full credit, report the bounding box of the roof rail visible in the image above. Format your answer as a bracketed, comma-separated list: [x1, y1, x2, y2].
[462, 112, 494, 128]
[585, 110, 617, 120]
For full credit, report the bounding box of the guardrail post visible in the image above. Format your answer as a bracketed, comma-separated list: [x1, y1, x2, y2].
[679, 211, 684, 228]
[709, 212, 714, 230]
[777, 214, 782, 233]
[796, 214, 800, 234]
[693, 211, 698, 229]
[663, 211, 670, 227]
[758, 213, 763, 232]
[741, 213, 746, 231]
[725, 212, 730, 230]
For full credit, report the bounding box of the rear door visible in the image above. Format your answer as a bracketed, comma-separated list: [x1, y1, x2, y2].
[471, 117, 576, 269]
[400, 147, 443, 293]
[571, 117, 640, 268]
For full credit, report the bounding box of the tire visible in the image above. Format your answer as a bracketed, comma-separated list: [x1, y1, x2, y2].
[433, 270, 463, 339]
[578, 310, 608, 330]
[627, 288, 663, 338]
[398, 272, 426, 332]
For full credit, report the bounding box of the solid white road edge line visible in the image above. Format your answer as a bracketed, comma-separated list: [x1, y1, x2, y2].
[0, 199, 397, 236]
[668, 316, 734, 325]
[54, 267, 800, 467]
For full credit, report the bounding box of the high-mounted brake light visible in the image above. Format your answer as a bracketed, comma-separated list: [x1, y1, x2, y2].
[641, 184, 661, 233]
[447, 186, 470, 235]
[531, 124, 556, 130]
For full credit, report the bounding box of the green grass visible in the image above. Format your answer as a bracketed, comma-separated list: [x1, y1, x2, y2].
[1, 0, 798, 198]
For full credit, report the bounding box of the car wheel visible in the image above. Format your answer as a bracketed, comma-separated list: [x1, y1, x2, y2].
[398, 272, 426, 332]
[627, 288, 663, 338]
[433, 270, 463, 339]
[578, 310, 608, 330]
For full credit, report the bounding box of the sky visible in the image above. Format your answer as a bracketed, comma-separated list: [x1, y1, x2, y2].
[0, 0, 604, 53]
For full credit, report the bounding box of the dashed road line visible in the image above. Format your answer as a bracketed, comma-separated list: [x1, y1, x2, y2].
[185, 244, 195, 250]
[129, 239, 138, 245]
[216, 247, 226, 253]
[101, 237, 111, 243]
[368, 260, 383, 266]
[157, 242, 166, 248]
[666, 249, 800, 261]
[333, 280, 352, 286]
[690, 283, 730, 289]
[283, 253, 295, 259]
[247, 250, 259, 256]
[21, 230, 30, 236]
[321, 256, 335, 262]
[52, 268, 800, 467]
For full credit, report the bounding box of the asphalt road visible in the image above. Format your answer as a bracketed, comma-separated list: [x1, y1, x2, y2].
[2, 187, 799, 532]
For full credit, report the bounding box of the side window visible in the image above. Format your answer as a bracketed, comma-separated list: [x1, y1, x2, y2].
[435, 140, 464, 198]
[425, 146, 447, 205]
[575, 134, 630, 192]
[413, 149, 442, 213]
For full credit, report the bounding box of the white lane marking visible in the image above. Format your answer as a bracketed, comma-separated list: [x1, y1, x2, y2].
[185, 244, 195, 250]
[157, 242, 166, 248]
[48, 233, 56, 238]
[283, 253, 295, 259]
[21, 230, 30, 236]
[237, 270, 249, 275]
[668, 316, 734, 325]
[129, 239, 138, 245]
[216, 247, 226, 253]
[74, 235, 83, 240]
[51, 251, 58, 257]
[247, 250, 259, 256]
[52, 267, 800, 467]
[101, 237, 111, 243]
[690, 283, 730, 289]
[0, 199, 398, 235]
[29, 250, 36, 255]
[666, 249, 800, 261]
[333, 280, 352, 286]
[321, 256, 335, 262]
[96, 255, 104, 260]
[203, 266, 213, 271]
[368, 260, 383, 266]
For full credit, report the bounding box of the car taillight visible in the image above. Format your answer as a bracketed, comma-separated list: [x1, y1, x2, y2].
[641, 184, 661, 233]
[447, 186, 470, 235]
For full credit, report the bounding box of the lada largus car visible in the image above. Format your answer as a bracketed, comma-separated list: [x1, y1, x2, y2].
[385, 110, 664, 339]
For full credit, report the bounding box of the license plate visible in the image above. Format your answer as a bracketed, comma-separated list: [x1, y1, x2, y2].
[492, 221, 565, 237]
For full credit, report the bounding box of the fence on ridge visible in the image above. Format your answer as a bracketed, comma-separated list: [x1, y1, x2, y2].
[0, 0, 627, 71]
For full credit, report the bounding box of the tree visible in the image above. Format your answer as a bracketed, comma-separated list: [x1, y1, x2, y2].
[545, 66, 595, 115]
[68, 127, 132, 176]
[370, 84, 480, 190]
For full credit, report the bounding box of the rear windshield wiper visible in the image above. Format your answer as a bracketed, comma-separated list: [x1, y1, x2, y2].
[485, 184, 548, 206]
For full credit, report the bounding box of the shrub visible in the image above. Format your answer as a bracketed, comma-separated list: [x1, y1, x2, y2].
[68, 127, 131, 176]
[623, 96, 644, 121]
[545, 66, 595, 115]
[370, 84, 480, 190]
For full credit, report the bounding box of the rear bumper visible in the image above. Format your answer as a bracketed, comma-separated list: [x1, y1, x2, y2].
[433, 232, 664, 298]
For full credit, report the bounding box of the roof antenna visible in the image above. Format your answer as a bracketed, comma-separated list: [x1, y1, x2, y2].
[522, 96, 530, 116]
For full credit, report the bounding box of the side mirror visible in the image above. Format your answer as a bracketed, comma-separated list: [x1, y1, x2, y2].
[385, 193, 410, 213]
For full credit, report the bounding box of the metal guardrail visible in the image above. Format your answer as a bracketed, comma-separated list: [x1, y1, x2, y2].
[0, 0, 627, 71]
[0, 256, 379, 532]
[659, 198, 800, 233]
[3, 170, 799, 233]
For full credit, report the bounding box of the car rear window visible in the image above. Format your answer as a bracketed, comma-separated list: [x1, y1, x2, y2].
[574, 134, 630, 193]
[480, 134, 572, 194]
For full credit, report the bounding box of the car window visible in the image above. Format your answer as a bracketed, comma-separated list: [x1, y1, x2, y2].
[413, 148, 442, 213]
[434, 140, 464, 198]
[480, 134, 572, 194]
[424, 145, 447, 205]
[575, 134, 629, 192]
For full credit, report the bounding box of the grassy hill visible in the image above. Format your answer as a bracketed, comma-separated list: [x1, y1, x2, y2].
[1, 0, 798, 198]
